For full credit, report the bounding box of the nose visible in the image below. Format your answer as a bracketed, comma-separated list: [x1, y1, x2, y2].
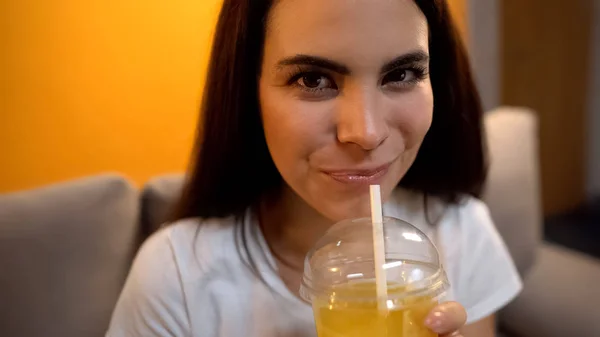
[336, 86, 389, 150]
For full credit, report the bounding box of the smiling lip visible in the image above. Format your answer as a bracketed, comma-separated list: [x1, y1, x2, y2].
[322, 163, 392, 185]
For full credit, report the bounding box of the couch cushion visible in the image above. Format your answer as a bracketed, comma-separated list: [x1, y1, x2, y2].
[501, 243, 600, 337]
[0, 175, 139, 337]
[482, 107, 542, 277]
[141, 174, 185, 236]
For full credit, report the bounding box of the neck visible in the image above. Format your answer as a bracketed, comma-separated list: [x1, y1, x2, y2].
[259, 185, 333, 267]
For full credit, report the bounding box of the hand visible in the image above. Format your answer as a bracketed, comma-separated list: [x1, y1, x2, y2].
[424, 301, 467, 337]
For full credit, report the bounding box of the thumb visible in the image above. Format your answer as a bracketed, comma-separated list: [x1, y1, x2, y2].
[424, 301, 467, 335]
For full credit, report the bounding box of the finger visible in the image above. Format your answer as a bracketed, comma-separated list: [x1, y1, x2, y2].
[424, 301, 467, 334]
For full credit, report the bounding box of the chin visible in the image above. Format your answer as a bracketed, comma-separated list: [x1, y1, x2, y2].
[311, 181, 400, 224]
[318, 199, 373, 224]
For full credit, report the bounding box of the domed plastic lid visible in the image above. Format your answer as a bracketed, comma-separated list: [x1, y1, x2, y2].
[300, 217, 448, 303]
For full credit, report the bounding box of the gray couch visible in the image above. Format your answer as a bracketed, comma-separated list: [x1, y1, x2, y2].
[1, 108, 599, 337]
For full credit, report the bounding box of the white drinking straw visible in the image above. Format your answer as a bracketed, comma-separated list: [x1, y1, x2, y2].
[370, 184, 388, 311]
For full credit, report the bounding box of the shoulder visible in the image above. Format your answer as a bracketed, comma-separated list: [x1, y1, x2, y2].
[130, 215, 239, 276]
[164, 216, 240, 272]
[434, 197, 523, 325]
[438, 195, 498, 240]
[106, 216, 240, 336]
[384, 189, 491, 234]
[386, 189, 522, 324]
[432, 195, 509, 266]
[386, 188, 504, 244]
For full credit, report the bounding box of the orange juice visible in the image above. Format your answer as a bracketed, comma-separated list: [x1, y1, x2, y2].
[300, 217, 449, 337]
[312, 282, 437, 337]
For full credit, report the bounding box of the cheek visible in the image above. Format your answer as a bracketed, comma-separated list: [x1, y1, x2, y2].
[392, 86, 434, 149]
[259, 84, 332, 177]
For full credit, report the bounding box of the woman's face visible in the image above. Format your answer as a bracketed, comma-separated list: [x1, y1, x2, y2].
[259, 0, 433, 222]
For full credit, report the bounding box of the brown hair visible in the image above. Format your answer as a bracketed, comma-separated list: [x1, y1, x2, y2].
[174, 0, 486, 221]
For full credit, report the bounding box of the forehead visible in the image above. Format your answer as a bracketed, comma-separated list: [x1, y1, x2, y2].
[265, 0, 429, 65]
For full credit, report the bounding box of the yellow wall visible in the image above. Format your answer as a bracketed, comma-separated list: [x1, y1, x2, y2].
[1, 0, 468, 193]
[448, 0, 469, 42]
[0, 0, 222, 192]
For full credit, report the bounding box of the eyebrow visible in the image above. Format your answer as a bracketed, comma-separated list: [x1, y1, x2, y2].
[277, 55, 351, 75]
[276, 50, 429, 75]
[381, 51, 430, 74]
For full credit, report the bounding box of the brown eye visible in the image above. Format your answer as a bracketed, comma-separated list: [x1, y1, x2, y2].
[297, 73, 334, 90]
[382, 69, 410, 84]
[381, 67, 427, 89]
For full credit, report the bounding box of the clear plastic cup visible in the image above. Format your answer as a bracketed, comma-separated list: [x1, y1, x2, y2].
[300, 217, 449, 337]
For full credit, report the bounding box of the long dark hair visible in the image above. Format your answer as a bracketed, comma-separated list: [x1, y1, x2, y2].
[174, 0, 486, 221]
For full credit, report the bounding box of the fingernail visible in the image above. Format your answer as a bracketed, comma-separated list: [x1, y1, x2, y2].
[424, 311, 445, 331]
[425, 318, 442, 328]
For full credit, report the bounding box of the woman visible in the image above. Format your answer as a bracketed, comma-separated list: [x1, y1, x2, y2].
[108, 0, 522, 336]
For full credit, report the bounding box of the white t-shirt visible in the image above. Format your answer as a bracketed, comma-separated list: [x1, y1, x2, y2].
[107, 189, 522, 337]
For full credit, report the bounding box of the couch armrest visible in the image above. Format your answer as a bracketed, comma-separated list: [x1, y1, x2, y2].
[0, 175, 140, 337]
[483, 108, 542, 277]
[499, 243, 600, 337]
